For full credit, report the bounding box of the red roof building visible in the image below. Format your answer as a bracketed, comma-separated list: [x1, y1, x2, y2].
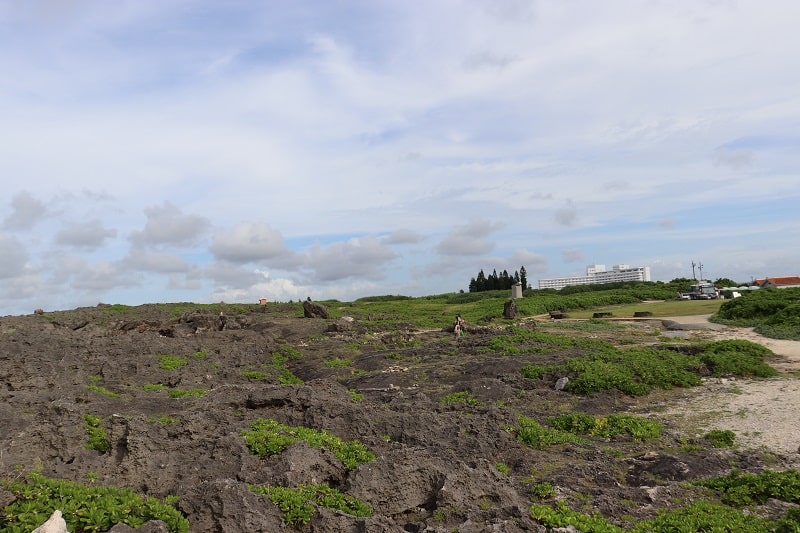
[755, 276, 800, 289]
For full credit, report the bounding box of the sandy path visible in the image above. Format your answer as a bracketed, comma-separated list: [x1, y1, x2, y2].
[651, 316, 800, 465]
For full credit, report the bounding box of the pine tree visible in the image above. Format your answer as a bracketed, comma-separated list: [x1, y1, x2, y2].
[520, 266, 528, 291]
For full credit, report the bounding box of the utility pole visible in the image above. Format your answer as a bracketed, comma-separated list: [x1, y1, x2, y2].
[698, 262, 704, 281]
[691, 261, 697, 280]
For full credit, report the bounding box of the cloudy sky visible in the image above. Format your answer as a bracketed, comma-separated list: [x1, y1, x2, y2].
[1, 1, 799, 315]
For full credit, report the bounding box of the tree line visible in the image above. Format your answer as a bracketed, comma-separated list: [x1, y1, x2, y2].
[469, 267, 528, 293]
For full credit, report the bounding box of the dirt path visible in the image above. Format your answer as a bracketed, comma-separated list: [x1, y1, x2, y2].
[650, 315, 800, 465]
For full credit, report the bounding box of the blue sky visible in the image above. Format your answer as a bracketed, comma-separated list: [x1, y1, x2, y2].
[1, 1, 799, 315]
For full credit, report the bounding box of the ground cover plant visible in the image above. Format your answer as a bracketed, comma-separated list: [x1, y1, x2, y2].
[241, 419, 375, 469]
[248, 483, 371, 525]
[1, 472, 188, 533]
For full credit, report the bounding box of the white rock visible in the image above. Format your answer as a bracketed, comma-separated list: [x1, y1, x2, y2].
[31, 510, 69, 533]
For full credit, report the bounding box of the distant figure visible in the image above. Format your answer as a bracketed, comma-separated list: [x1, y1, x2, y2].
[453, 314, 465, 338]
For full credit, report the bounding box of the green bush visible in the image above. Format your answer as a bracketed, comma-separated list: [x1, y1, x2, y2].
[514, 415, 586, 449]
[696, 468, 800, 506]
[83, 414, 110, 453]
[698, 340, 777, 377]
[439, 391, 482, 406]
[714, 288, 800, 340]
[548, 413, 662, 440]
[249, 483, 371, 525]
[158, 355, 189, 371]
[704, 429, 736, 448]
[632, 500, 775, 532]
[241, 419, 375, 469]
[1, 472, 188, 533]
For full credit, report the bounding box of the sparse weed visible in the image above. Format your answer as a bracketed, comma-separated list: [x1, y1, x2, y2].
[158, 355, 189, 371]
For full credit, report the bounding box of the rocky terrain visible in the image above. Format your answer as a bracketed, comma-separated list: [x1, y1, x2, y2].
[1, 302, 798, 532]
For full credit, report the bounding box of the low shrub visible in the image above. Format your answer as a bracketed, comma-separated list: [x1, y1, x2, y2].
[241, 419, 375, 469]
[83, 414, 110, 453]
[704, 429, 736, 448]
[1, 472, 188, 533]
[439, 391, 482, 406]
[698, 340, 777, 377]
[549, 413, 662, 440]
[514, 415, 586, 449]
[158, 355, 189, 371]
[249, 483, 371, 525]
[696, 468, 800, 506]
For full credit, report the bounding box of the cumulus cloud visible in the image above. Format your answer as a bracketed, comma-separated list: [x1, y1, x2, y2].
[436, 220, 505, 256]
[3, 192, 48, 231]
[209, 222, 291, 264]
[509, 249, 549, 273]
[129, 202, 211, 247]
[0, 233, 30, 279]
[55, 219, 117, 249]
[306, 236, 397, 282]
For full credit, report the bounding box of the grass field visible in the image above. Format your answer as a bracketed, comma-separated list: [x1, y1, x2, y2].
[564, 299, 724, 319]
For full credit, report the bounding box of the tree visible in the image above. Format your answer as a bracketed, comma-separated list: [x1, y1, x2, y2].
[520, 266, 528, 291]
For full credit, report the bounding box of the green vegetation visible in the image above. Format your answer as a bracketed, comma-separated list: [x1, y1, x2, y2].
[148, 415, 179, 425]
[241, 418, 375, 469]
[83, 414, 110, 453]
[158, 355, 189, 371]
[698, 340, 777, 377]
[515, 335, 776, 396]
[143, 383, 167, 391]
[241, 370, 269, 380]
[439, 391, 483, 406]
[696, 468, 800, 507]
[531, 498, 796, 532]
[86, 384, 121, 399]
[347, 388, 364, 402]
[548, 413, 662, 440]
[530, 481, 555, 499]
[249, 483, 371, 525]
[713, 288, 800, 340]
[703, 429, 736, 448]
[514, 415, 587, 449]
[1, 472, 188, 533]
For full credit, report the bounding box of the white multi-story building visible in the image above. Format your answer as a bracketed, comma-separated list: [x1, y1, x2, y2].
[538, 264, 651, 290]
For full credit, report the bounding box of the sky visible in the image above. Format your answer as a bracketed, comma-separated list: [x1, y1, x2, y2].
[1, 0, 799, 315]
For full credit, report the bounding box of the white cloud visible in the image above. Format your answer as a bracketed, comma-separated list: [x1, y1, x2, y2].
[55, 219, 117, 250]
[306, 236, 397, 282]
[2, 192, 48, 231]
[436, 220, 505, 256]
[209, 222, 291, 264]
[130, 202, 211, 248]
[0, 233, 30, 279]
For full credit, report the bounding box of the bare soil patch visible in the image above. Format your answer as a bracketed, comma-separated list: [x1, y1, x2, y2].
[642, 315, 800, 465]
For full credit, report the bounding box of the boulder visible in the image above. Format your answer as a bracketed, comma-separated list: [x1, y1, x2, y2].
[32, 510, 67, 533]
[503, 300, 518, 319]
[303, 299, 330, 319]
